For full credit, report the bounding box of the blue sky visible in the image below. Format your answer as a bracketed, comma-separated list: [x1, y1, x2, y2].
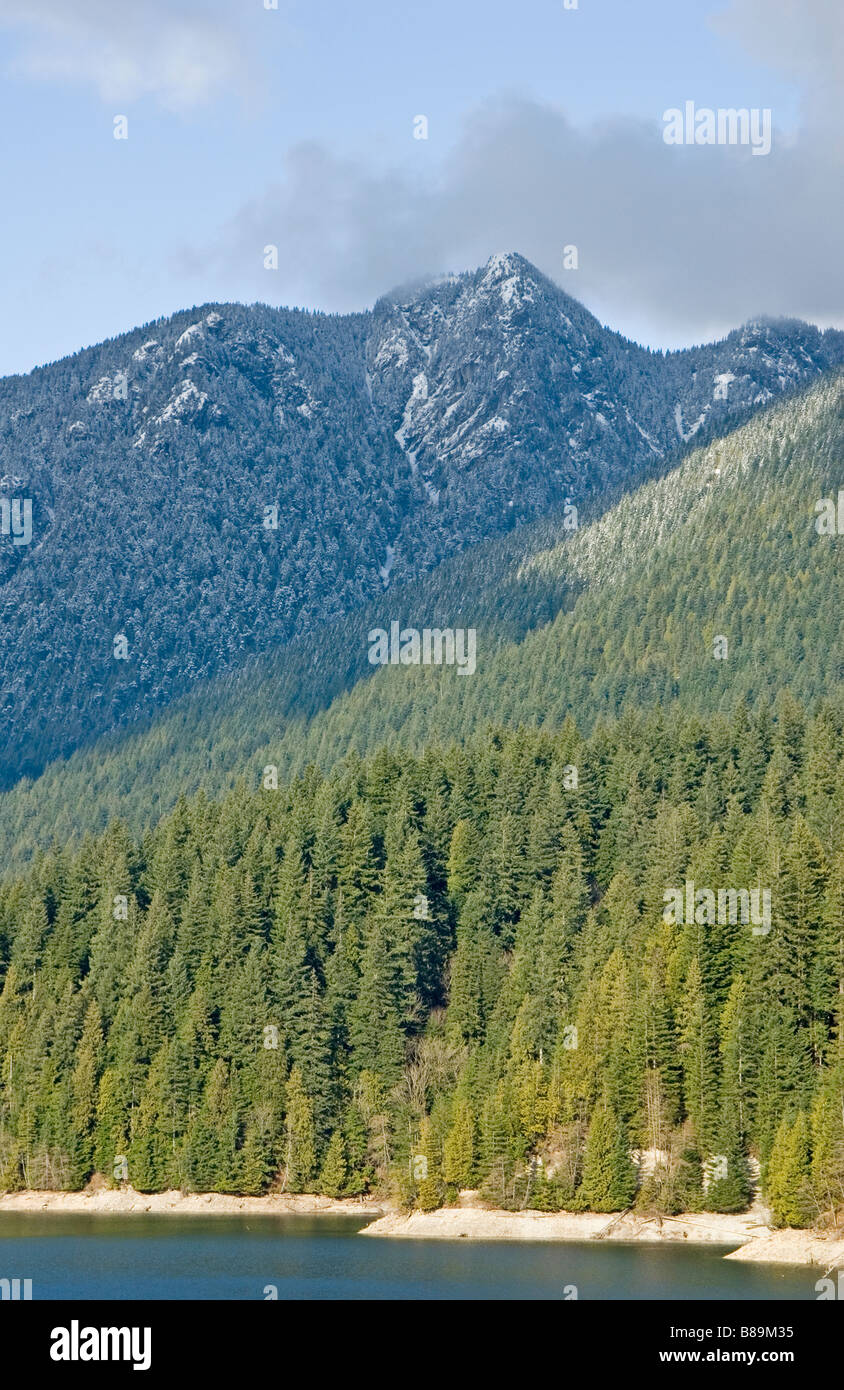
[0, 0, 840, 375]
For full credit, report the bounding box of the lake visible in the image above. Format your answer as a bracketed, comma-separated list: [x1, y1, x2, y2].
[0, 1214, 819, 1300]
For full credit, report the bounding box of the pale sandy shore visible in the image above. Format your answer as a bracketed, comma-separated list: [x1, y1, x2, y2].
[724, 1228, 844, 1268]
[360, 1206, 763, 1246]
[3, 1188, 843, 1268]
[0, 1186, 384, 1219]
[361, 1205, 844, 1268]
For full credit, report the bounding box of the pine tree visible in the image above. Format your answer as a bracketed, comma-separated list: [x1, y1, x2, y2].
[677, 957, 719, 1151]
[578, 1100, 637, 1213]
[809, 1086, 844, 1225]
[766, 1113, 812, 1228]
[282, 1065, 316, 1193]
[704, 1131, 752, 1214]
[130, 1042, 175, 1192]
[414, 1116, 443, 1211]
[317, 1130, 347, 1197]
[94, 1067, 129, 1185]
[719, 976, 752, 1145]
[70, 1002, 104, 1182]
[238, 1123, 273, 1196]
[442, 1098, 475, 1188]
[349, 916, 406, 1087]
[446, 818, 483, 906]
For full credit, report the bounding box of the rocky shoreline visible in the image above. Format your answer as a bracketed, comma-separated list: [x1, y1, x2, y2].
[2, 1187, 842, 1268]
[360, 1206, 760, 1247]
[0, 1187, 383, 1219]
[360, 1205, 844, 1268]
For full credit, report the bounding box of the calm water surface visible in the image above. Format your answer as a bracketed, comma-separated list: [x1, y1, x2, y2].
[0, 1213, 817, 1300]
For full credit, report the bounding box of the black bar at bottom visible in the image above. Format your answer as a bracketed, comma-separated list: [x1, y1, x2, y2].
[1, 1299, 837, 1378]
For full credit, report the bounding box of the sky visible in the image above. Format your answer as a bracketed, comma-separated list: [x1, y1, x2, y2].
[0, 0, 841, 376]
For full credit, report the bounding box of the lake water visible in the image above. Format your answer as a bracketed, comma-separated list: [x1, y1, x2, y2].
[0, 1214, 819, 1300]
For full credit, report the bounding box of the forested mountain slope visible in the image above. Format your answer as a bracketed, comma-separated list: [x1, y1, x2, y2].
[0, 698, 841, 1224]
[1, 371, 840, 873]
[1, 252, 842, 783]
[234, 369, 844, 767]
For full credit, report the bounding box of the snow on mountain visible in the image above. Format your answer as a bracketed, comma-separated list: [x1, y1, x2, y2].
[0, 253, 841, 782]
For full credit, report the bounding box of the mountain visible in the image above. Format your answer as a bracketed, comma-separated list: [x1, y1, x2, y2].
[1, 270, 843, 1224]
[1, 369, 840, 873]
[2, 251, 842, 784]
[0, 640, 841, 1218]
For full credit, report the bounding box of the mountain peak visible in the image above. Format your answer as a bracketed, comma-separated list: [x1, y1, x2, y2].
[1, 266, 842, 782]
[482, 250, 534, 279]
[478, 250, 560, 298]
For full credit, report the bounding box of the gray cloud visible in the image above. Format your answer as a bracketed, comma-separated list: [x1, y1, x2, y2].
[21, 0, 837, 347]
[207, 92, 843, 347]
[711, 0, 844, 130]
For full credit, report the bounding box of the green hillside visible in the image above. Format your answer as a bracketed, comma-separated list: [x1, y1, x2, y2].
[0, 373, 842, 1221]
[1, 372, 841, 873]
[1, 698, 842, 1223]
